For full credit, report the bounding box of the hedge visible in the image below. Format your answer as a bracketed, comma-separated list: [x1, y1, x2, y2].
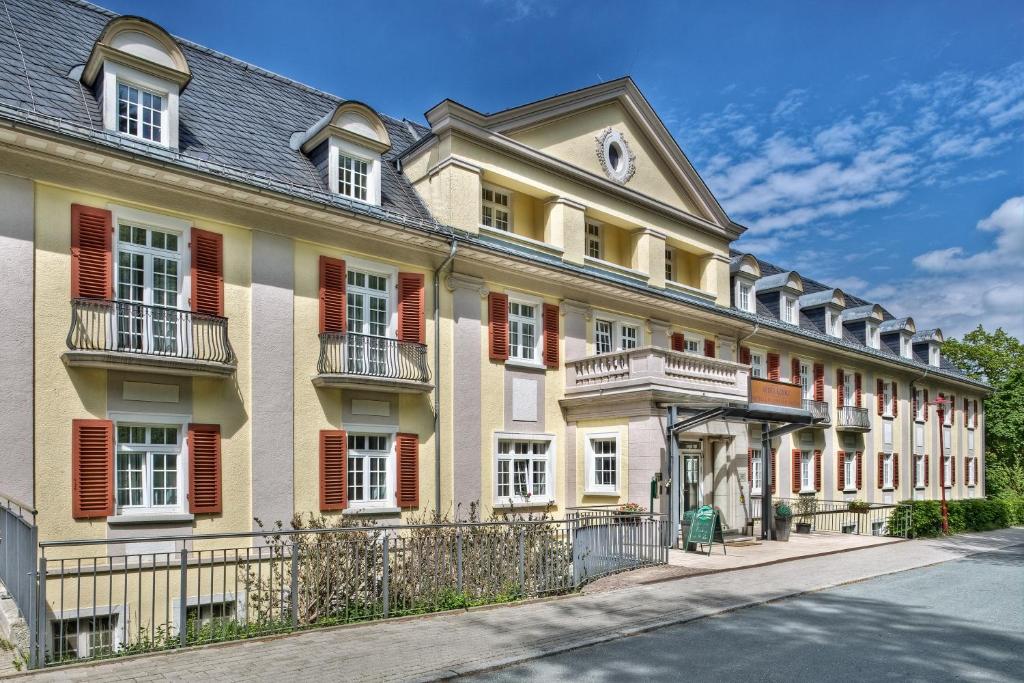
[890, 497, 1024, 538]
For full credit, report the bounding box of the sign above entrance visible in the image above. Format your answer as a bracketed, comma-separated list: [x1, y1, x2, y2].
[749, 378, 802, 409]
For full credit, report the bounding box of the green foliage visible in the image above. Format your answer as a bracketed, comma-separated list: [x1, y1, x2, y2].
[773, 502, 792, 519]
[847, 500, 870, 514]
[942, 326, 1024, 496]
[892, 498, 1024, 538]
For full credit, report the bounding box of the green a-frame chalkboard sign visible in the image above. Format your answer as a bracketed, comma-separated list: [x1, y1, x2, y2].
[685, 505, 726, 556]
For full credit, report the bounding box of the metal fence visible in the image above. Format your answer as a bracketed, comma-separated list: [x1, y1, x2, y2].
[31, 513, 667, 667]
[317, 332, 430, 383]
[771, 497, 912, 538]
[0, 495, 38, 665]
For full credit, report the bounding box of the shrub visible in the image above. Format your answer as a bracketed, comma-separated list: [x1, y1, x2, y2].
[892, 497, 1024, 537]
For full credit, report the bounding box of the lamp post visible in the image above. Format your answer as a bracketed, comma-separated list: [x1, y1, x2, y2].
[933, 395, 951, 534]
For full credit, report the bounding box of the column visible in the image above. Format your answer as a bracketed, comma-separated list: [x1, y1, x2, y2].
[632, 228, 667, 288]
[544, 196, 586, 264]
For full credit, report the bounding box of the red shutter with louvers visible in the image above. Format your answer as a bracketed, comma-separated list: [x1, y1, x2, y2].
[877, 379, 885, 416]
[878, 452, 884, 488]
[913, 391, 918, 419]
[319, 430, 347, 511]
[792, 449, 801, 493]
[924, 390, 930, 422]
[791, 358, 801, 386]
[188, 424, 221, 514]
[856, 452, 863, 490]
[747, 448, 753, 483]
[837, 369, 846, 407]
[925, 454, 930, 487]
[397, 272, 425, 344]
[814, 449, 822, 491]
[72, 419, 113, 518]
[813, 363, 824, 402]
[974, 400, 979, 428]
[937, 393, 945, 425]
[893, 453, 900, 489]
[396, 432, 419, 508]
[770, 448, 777, 494]
[893, 382, 898, 417]
[739, 346, 751, 365]
[704, 339, 716, 358]
[854, 373, 863, 408]
[319, 256, 346, 333]
[488, 292, 509, 361]
[951, 454, 956, 485]
[542, 303, 559, 368]
[949, 395, 955, 425]
[191, 228, 224, 316]
[837, 452, 846, 491]
[70, 204, 112, 300]
[767, 353, 780, 381]
[672, 333, 685, 353]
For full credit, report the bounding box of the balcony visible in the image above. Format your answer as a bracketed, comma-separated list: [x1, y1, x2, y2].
[63, 299, 235, 377]
[803, 399, 831, 427]
[836, 406, 871, 432]
[313, 332, 432, 393]
[562, 347, 749, 414]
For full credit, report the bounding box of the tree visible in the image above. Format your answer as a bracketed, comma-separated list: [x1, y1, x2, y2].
[942, 326, 1024, 497]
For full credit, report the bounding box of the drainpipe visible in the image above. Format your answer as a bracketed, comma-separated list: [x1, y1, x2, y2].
[432, 237, 458, 514]
[908, 367, 930, 504]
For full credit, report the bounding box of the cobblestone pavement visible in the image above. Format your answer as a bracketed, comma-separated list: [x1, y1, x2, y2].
[11, 528, 1023, 683]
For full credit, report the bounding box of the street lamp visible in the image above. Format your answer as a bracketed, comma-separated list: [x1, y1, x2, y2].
[933, 395, 951, 534]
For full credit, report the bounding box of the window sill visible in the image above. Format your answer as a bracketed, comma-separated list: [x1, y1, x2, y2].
[493, 498, 554, 509]
[665, 280, 716, 302]
[343, 507, 401, 516]
[107, 513, 194, 525]
[915, 485, 926, 490]
[583, 490, 620, 497]
[479, 225, 564, 257]
[799, 489, 816, 495]
[505, 358, 547, 371]
[583, 256, 649, 282]
[843, 488, 858, 494]
[882, 486, 895, 492]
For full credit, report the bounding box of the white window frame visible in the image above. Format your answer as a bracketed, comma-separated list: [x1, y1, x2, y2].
[100, 61, 178, 148]
[585, 221, 603, 260]
[843, 375, 855, 408]
[882, 380, 894, 418]
[943, 455, 952, 488]
[328, 137, 382, 206]
[882, 453, 894, 489]
[750, 448, 763, 495]
[109, 411, 190, 519]
[664, 245, 674, 282]
[482, 184, 513, 232]
[900, 335, 912, 359]
[585, 432, 619, 495]
[843, 453, 857, 492]
[593, 313, 643, 354]
[967, 400, 976, 430]
[826, 308, 841, 338]
[799, 449, 815, 493]
[800, 362, 812, 401]
[781, 294, 797, 324]
[915, 389, 926, 423]
[336, 151, 370, 202]
[749, 349, 766, 378]
[866, 322, 880, 349]
[116, 81, 165, 144]
[507, 293, 543, 368]
[929, 345, 940, 367]
[683, 331, 704, 356]
[346, 427, 397, 509]
[493, 432, 555, 506]
[968, 429, 975, 454]
[967, 457, 976, 486]
[49, 606, 126, 661]
[737, 281, 753, 312]
[915, 454, 926, 489]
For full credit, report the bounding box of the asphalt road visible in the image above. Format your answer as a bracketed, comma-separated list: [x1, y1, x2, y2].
[468, 541, 1024, 682]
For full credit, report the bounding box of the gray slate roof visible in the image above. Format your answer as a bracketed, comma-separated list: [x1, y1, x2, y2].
[880, 317, 914, 334]
[754, 271, 800, 292]
[798, 289, 841, 309]
[0, 0, 430, 220]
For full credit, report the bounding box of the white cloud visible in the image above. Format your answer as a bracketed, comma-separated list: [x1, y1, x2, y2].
[773, 89, 808, 119]
[914, 196, 1024, 273]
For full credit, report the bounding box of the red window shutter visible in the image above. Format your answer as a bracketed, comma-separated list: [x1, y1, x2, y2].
[72, 419, 113, 518]
[854, 373, 862, 408]
[877, 452, 884, 487]
[837, 451, 846, 491]
[792, 450, 801, 493]
[739, 346, 751, 365]
[319, 430, 347, 511]
[924, 390, 930, 422]
[671, 333, 685, 353]
[814, 450, 822, 491]
[396, 432, 419, 508]
[836, 369, 845, 408]
[856, 452, 863, 490]
[951, 454, 956, 485]
[70, 204, 112, 300]
[770, 448, 777, 494]
[542, 303, 559, 368]
[974, 400, 979, 428]
[813, 363, 824, 402]
[188, 424, 222, 514]
[937, 393, 945, 425]
[925, 454, 930, 486]
[488, 292, 509, 361]
[319, 256, 346, 333]
[397, 272, 425, 344]
[747, 448, 753, 483]
[913, 391, 918, 418]
[893, 453, 900, 489]
[791, 358, 801, 386]
[893, 382, 898, 417]
[767, 353, 780, 381]
[949, 395, 955, 425]
[191, 228, 224, 316]
[704, 339, 716, 358]
[877, 379, 884, 416]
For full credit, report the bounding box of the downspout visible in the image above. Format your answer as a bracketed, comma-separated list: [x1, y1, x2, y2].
[908, 366, 930, 503]
[432, 237, 458, 514]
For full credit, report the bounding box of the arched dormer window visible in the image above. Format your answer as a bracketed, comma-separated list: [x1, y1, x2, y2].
[81, 17, 191, 149]
[295, 102, 392, 207]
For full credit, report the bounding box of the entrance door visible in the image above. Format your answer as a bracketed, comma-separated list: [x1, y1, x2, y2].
[680, 440, 703, 519]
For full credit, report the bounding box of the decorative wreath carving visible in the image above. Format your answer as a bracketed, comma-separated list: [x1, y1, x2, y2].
[595, 127, 636, 184]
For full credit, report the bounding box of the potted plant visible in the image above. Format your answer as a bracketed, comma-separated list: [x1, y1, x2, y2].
[773, 501, 793, 541]
[848, 499, 870, 514]
[795, 496, 817, 534]
[614, 502, 644, 524]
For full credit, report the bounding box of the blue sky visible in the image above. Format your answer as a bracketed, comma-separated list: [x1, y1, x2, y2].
[102, 0, 1024, 338]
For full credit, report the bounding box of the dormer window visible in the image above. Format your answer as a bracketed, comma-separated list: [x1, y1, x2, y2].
[482, 186, 512, 231]
[867, 322, 880, 349]
[901, 336, 912, 359]
[665, 246, 674, 282]
[930, 345, 940, 367]
[338, 153, 369, 201]
[736, 281, 754, 313]
[586, 221, 602, 259]
[781, 295, 797, 324]
[117, 83, 164, 143]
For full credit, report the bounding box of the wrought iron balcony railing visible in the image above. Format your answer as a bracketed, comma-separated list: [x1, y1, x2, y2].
[836, 405, 871, 430]
[317, 332, 430, 384]
[802, 399, 831, 424]
[66, 298, 235, 366]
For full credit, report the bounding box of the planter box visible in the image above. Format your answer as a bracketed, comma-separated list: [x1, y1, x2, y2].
[795, 522, 812, 534]
[774, 517, 792, 542]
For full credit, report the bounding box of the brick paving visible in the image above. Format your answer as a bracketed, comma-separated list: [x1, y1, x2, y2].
[11, 528, 1023, 683]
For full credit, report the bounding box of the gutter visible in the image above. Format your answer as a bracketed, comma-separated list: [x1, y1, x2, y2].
[432, 237, 458, 514]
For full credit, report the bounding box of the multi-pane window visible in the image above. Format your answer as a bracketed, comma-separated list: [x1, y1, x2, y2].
[883, 453, 894, 489]
[967, 400, 976, 429]
[338, 154, 369, 201]
[750, 448, 763, 495]
[883, 381, 894, 417]
[843, 375, 855, 408]
[930, 346, 940, 366]
[347, 434, 390, 505]
[750, 351, 765, 378]
[588, 437, 618, 492]
[800, 362, 812, 400]
[586, 222, 602, 259]
[52, 615, 116, 660]
[738, 282, 752, 312]
[843, 453, 856, 491]
[684, 334, 703, 355]
[116, 424, 180, 512]
[481, 186, 511, 231]
[595, 319, 613, 355]
[496, 439, 550, 501]
[943, 455, 953, 487]
[915, 389, 926, 422]
[967, 458, 976, 486]
[594, 319, 639, 354]
[116, 223, 182, 354]
[781, 295, 797, 324]
[867, 323, 880, 349]
[665, 246, 674, 282]
[800, 450, 814, 491]
[914, 455, 926, 488]
[621, 325, 639, 350]
[508, 301, 537, 361]
[117, 82, 163, 143]
[346, 269, 389, 374]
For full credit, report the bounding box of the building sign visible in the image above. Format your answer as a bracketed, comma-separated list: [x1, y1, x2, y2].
[749, 377, 802, 409]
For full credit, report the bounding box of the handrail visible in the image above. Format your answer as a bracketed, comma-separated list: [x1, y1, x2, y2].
[317, 331, 430, 383]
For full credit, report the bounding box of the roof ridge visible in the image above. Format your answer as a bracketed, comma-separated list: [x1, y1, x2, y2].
[60, 0, 417, 129]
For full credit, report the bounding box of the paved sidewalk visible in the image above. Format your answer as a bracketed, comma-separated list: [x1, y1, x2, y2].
[13, 528, 1023, 683]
